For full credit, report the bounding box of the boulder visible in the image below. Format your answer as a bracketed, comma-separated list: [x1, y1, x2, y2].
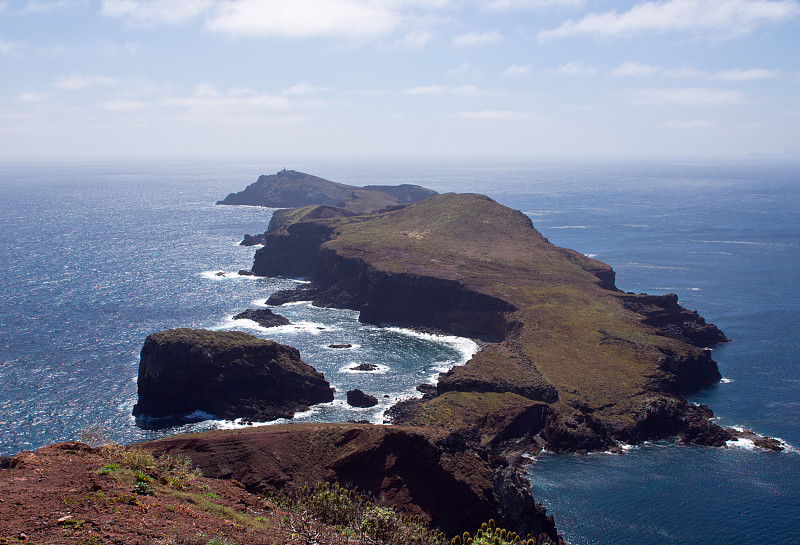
[346, 389, 379, 408]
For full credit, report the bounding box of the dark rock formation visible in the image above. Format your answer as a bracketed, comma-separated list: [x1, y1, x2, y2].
[217, 169, 437, 212]
[346, 389, 378, 408]
[619, 292, 729, 346]
[233, 308, 291, 328]
[146, 423, 564, 543]
[351, 363, 379, 371]
[240, 233, 266, 246]
[132, 328, 333, 423]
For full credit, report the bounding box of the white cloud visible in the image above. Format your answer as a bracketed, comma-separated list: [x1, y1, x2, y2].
[448, 62, 475, 79]
[102, 0, 452, 42]
[101, 0, 214, 25]
[538, 0, 800, 40]
[102, 99, 147, 111]
[487, 0, 584, 8]
[206, 0, 400, 40]
[18, 92, 50, 103]
[404, 84, 495, 97]
[660, 119, 718, 129]
[282, 83, 332, 95]
[396, 30, 434, 48]
[625, 87, 745, 105]
[455, 110, 524, 120]
[0, 39, 14, 55]
[54, 74, 119, 90]
[712, 68, 779, 80]
[164, 83, 291, 112]
[452, 31, 502, 47]
[551, 62, 597, 76]
[612, 62, 661, 76]
[502, 63, 531, 77]
[21, 0, 87, 14]
[662, 66, 706, 78]
[612, 63, 780, 81]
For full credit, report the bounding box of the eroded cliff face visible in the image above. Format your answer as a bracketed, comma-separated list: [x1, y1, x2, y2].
[146, 423, 564, 544]
[247, 194, 730, 453]
[133, 328, 334, 423]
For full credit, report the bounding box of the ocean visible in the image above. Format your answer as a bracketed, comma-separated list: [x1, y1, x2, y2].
[1, 159, 798, 544]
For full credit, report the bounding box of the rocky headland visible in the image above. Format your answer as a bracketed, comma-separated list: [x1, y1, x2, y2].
[249, 191, 732, 452]
[132, 328, 334, 423]
[217, 169, 438, 213]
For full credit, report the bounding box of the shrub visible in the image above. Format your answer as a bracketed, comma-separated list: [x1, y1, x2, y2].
[131, 480, 155, 496]
[96, 462, 120, 476]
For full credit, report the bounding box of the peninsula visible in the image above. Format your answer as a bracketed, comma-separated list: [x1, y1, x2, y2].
[252, 190, 731, 451]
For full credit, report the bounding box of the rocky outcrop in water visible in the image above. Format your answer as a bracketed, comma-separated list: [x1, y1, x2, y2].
[132, 328, 333, 423]
[233, 308, 291, 328]
[346, 389, 378, 408]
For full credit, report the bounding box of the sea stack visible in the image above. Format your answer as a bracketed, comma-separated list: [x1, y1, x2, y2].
[133, 328, 334, 423]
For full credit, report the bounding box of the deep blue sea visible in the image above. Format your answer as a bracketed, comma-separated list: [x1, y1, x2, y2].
[1, 159, 798, 544]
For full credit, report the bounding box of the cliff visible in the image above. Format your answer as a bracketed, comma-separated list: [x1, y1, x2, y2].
[217, 169, 438, 212]
[132, 328, 334, 423]
[249, 192, 730, 451]
[1, 437, 562, 545]
[146, 423, 563, 543]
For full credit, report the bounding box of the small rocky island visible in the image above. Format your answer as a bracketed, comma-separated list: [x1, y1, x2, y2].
[132, 328, 334, 422]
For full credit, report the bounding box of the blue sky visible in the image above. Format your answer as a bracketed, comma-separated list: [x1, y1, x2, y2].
[1, 0, 798, 160]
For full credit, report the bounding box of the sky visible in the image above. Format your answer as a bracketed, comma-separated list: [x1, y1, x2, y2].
[1, 0, 799, 160]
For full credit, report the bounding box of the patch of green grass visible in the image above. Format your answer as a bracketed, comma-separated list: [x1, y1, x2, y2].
[96, 462, 120, 476]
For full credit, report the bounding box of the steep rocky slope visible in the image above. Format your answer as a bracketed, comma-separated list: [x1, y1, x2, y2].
[146, 423, 562, 542]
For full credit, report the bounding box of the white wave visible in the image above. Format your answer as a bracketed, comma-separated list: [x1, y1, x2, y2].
[199, 270, 260, 281]
[720, 378, 733, 384]
[382, 326, 479, 365]
[727, 436, 757, 451]
[695, 239, 768, 246]
[216, 315, 334, 336]
[584, 253, 597, 258]
[213, 404, 328, 430]
[549, 225, 588, 229]
[184, 410, 218, 421]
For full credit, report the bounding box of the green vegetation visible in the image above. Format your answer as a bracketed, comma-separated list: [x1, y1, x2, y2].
[148, 328, 277, 352]
[451, 520, 537, 545]
[279, 481, 446, 545]
[96, 462, 120, 475]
